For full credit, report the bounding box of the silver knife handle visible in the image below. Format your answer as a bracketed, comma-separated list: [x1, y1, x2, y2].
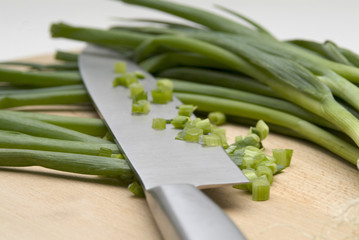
[146, 184, 247, 240]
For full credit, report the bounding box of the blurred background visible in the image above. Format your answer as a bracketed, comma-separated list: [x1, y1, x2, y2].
[1, 0, 358, 61]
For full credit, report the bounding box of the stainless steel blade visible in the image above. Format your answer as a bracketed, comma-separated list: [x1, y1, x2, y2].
[79, 45, 248, 190]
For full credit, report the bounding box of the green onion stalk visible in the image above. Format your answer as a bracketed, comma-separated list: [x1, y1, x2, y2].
[175, 92, 359, 165]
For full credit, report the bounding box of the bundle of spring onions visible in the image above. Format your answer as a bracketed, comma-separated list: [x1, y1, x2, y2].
[1, 0, 359, 201]
[48, 0, 359, 166]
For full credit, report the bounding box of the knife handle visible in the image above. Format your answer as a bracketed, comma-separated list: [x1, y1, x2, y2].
[146, 183, 247, 240]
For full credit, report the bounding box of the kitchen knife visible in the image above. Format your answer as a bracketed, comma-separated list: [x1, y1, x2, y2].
[79, 45, 249, 240]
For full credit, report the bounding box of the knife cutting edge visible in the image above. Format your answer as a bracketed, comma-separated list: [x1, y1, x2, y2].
[79, 44, 249, 240]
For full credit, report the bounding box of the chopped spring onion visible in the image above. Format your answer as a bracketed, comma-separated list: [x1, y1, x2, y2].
[184, 127, 203, 142]
[113, 73, 138, 87]
[195, 118, 211, 134]
[128, 181, 145, 197]
[134, 70, 146, 79]
[211, 127, 229, 148]
[272, 148, 293, 169]
[257, 160, 277, 174]
[114, 61, 127, 74]
[151, 88, 168, 104]
[133, 91, 148, 102]
[237, 134, 261, 149]
[152, 118, 167, 130]
[202, 134, 222, 147]
[256, 165, 273, 184]
[255, 120, 269, 140]
[178, 104, 196, 116]
[157, 78, 174, 101]
[252, 175, 270, 201]
[130, 82, 144, 98]
[171, 115, 191, 129]
[208, 111, 226, 125]
[157, 78, 174, 90]
[233, 168, 258, 191]
[132, 99, 150, 114]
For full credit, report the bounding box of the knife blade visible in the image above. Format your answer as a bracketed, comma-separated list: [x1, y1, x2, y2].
[79, 44, 249, 240]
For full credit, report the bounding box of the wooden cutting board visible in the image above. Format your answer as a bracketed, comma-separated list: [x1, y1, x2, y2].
[0, 53, 358, 240]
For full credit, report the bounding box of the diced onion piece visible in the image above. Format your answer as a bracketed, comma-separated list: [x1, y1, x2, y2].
[195, 118, 211, 134]
[128, 181, 145, 197]
[233, 168, 258, 191]
[203, 134, 221, 147]
[157, 79, 174, 101]
[272, 148, 293, 169]
[151, 88, 167, 104]
[256, 165, 273, 184]
[257, 160, 277, 174]
[157, 78, 174, 90]
[211, 127, 228, 148]
[134, 71, 146, 79]
[256, 120, 269, 140]
[152, 118, 167, 130]
[208, 111, 226, 125]
[114, 61, 127, 74]
[130, 83, 144, 98]
[171, 115, 191, 129]
[178, 104, 196, 117]
[113, 73, 138, 87]
[184, 127, 203, 142]
[252, 175, 270, 201]
[133, 91, 148, 101]
[132, 99, 150, 114]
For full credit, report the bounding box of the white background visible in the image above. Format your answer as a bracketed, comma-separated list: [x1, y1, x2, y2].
[1, 0, 358, 61]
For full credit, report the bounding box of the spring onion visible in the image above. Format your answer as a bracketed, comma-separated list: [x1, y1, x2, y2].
[130, 82, 144, 98]
[251, 175, 270, 201]
[151, 88, 168, 104]
[171, 115, 191, 129]
[113, 72, 138, 87]
[132, 99, 150, 114]
[128, 181, 145, 197]
[202, 134, 222, 147]
[184, 127, 203, 142]
[178, 104, 196, 117]
[152, 118, 167, 130]
[208, 111, 226, 126]
[272, 149, 293, 169]
[114, 61, 127, 74]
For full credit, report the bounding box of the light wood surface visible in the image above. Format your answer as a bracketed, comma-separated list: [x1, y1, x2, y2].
[0, 54, 358, 240]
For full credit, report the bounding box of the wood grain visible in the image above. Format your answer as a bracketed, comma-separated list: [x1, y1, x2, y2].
[0, 53, 358, 240]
